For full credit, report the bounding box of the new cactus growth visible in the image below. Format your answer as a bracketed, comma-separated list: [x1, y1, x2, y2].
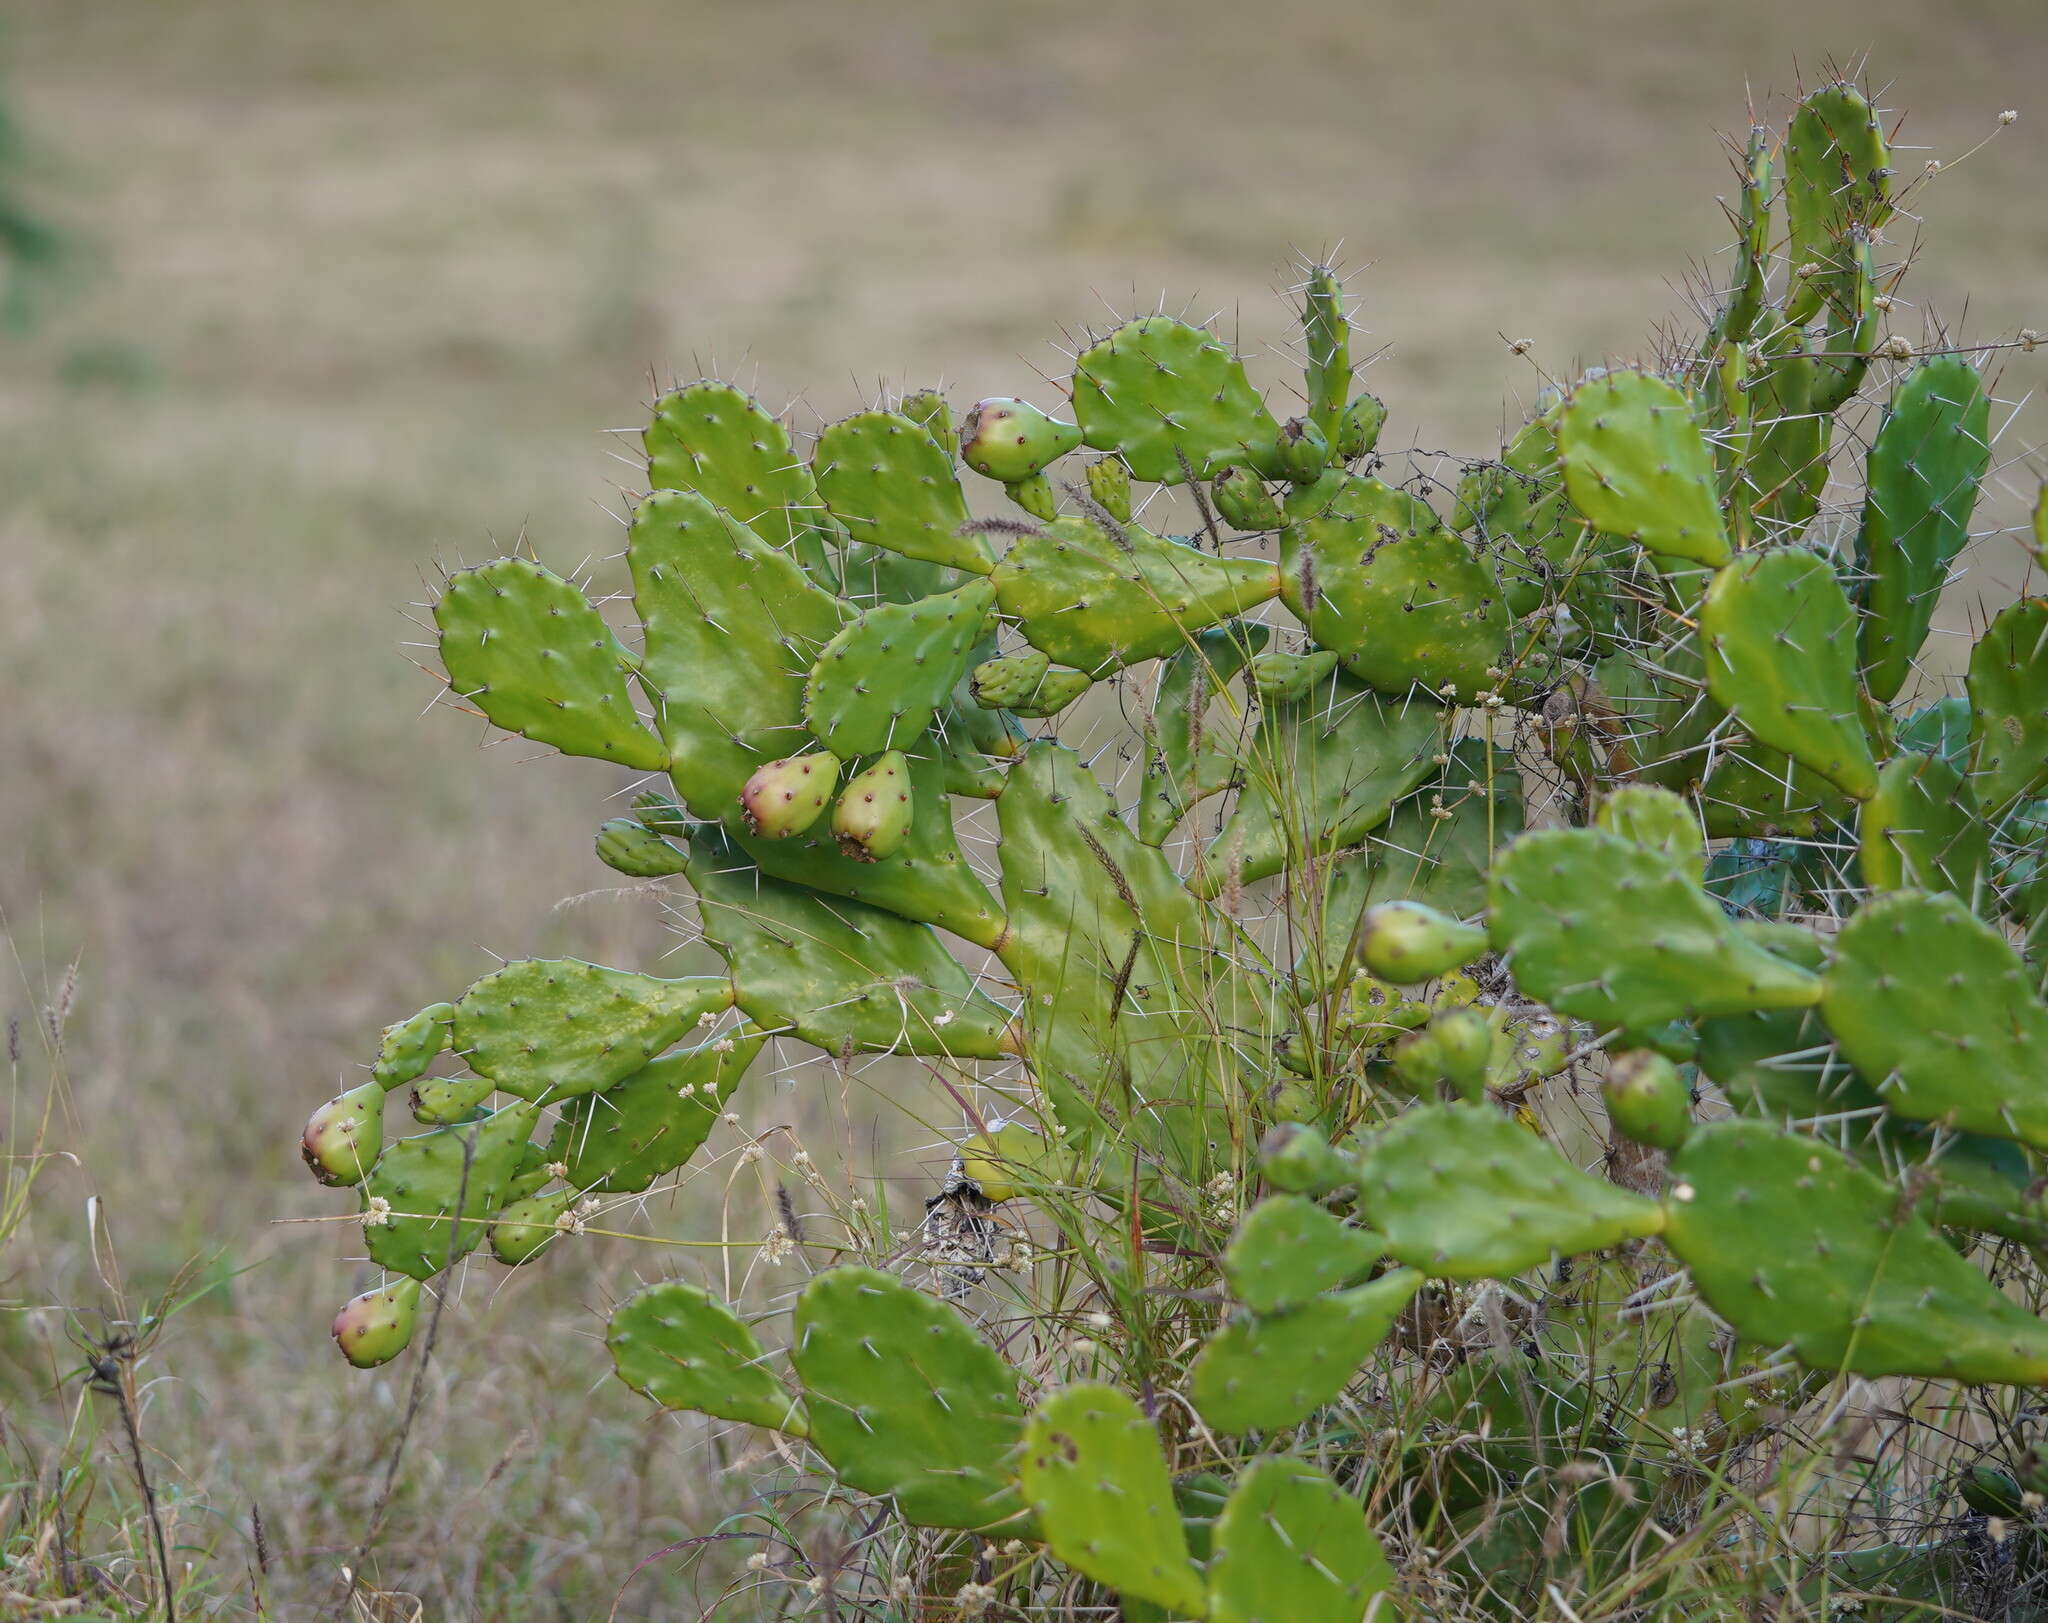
[302, 72, 2048, 1621]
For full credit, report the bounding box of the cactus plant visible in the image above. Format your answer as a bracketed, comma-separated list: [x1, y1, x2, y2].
[303, 74, 2048, 1623]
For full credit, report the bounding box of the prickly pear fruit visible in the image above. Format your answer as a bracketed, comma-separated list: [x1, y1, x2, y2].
[410, 1074, 493, 1125]
[1002, 666, 1093, 719]
[1085, 456, 1131, 523]
[738, 752, 840, 838]
[971, 649, 1053, 710]
[1603, 1049, 1692, 1150]
[1211, 466, 1285, 531]
[1389, 1024, 1447, 1093]
[1274, 415, 1330, 482]
[1358, 900, 1487, 985]
[595, 817, 689, 878]
[490, 1189, 577, 1264]
[961, 397, 1083, 482]
[372, 1003, 452, 1091]
[1259, 1122, 1359, 1197]
[302, 1081, 385, 1186]
[1333, 391, 1387, 461]
[1428, 1006, 1496, 1100]
[332, 1276, 420, 1368]
[831, 751, 913, 862]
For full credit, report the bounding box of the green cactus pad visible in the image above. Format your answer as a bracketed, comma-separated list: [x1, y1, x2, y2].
[1070, 316, 1280, 485]
[360, 1100, 540, 1279]
[1207, 1456, 1395, 1623]
[1820, 889, 2048, 1149]
[1353, 1103, 1664, 1279]
[1247, 649, 1339, 704]
[609, 1281, 806, 1434]
[595, 817, 690, 878]
[1858, 750, 1990, 900]
[1019, 1383, 1207, 1616]
[1140, 626, 1264, 845]
[1596, 784, 1705, 870]
[436, 558, 668, 770]
[1556, 371, 1730, 566]
[1743, 325, 1832, 532]
[1700, 548, 1877, 801]
[689, 831, 1011, 1059]
[452, 960, 733, 1103]
[1967, 596, 2048, 811]
[628, 489, 845, 821]
[813, 409, 991, 575]
[372, 1003, 453, 1090]
[1489, 828, 1821, 1028]
[1223, 1195, 1382, 1315]
[1456, 409, 1579, 617]
[644, 381, 837, 585]
[1195, 674, 1443, 897]
[792, 1267, 1025, 1530]
[804, 579, 996, 757]
[1855, 357, 1991, 702]
[552, 1024, 762, 1193]
[1190, 1271, 1421, 1434]
[488, 1189, 576, 1265]
[1783, 84, 1893, 325]
[1664, 1122, 2048, 1383]
[992, 517, 1279, 677]
[1279, 474, 1507, 698]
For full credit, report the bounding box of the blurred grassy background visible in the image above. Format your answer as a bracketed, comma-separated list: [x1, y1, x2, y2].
[0, 0, 2042, 1615]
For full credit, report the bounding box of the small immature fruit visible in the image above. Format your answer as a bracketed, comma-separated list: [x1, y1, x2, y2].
[1603, 1048, 1692, 1150]
[1259, 1123, 1358, 1196]
[1274, 415, 1331, 482]
[332, 1276, 420, 1368]
[595, 817, 689, 878]
[738, 752, 840, 838]
[1211, 465, 1285, 531]
[1358, 900, 1488, 985]
[1085, 456, 1132, 523]
[1333, 390, 1387, 460]
[961, 397, 1084, 482]
[302, 1081, 385, 1186]
[1005, 472, 1059, 523]
[832, 751, 913, 862]
[491, 1189, 578, 1264]
[1428, 1006, 1496, 1101]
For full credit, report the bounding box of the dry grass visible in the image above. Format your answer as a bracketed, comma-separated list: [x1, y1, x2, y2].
[1, 0, 2045, 1615]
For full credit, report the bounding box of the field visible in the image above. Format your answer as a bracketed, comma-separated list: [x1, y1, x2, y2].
[2, 1, 2045, 1616]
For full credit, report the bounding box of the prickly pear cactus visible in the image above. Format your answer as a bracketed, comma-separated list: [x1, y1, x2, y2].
[305, 75, 2048, 1623]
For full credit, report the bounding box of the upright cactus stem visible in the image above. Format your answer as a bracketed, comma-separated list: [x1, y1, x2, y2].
[1301, 263, 1352, 438]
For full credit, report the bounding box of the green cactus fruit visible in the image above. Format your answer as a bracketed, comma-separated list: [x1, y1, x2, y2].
[792, 1267, 1025, 1530]
[1700, 549, 1878, 801]
[435, 557, 668, 771]
[899, 387, 957, 460]
[409, 1073, 494, 1126]
[1004, 471, 1059, 523]
[1211, 465, 1285, 531]
[970, 648, 1053, 709]
[1195, 675, 1443, 896]
[1858, 749, 1990, 901]
[739, 751, 841, 838]
[1273, 415, 1331, 483]
[688, 830, 1011, 1060]
[1070, 316, 1281, 484]
[1595, 783, 1705, 870]
[1357, 900, 1488, 986]
[1207, 1456, 1394, 1623]
[627, 489, 844, 821]
[1783, 83, 1892, 326]
[1300, 264, 1352, 437]
[1489, 828, 1822, 1029]
[1247, 648, 1339, 704]
[1279, 473, 1507, 698]
[552, 1025, 762, 1193]
[1387, 1023, 1446, 1094]
[814, 409, 993, 575]
[360, 1100, 540, 1279]
[1664, 1122, 2048, 1383]
[1603, 1049, 1692, 1151]
[992, 517, 1280, 676]
[1019, 1383, 1207, 1615]
[1333, 391, 1387, 461]
[609, 1280, 806, 1434]
[805, 580, 996, 757]
[1190, 1270, 1422, 1435]
[331, 1276, 421, 1369]
[453, 960, 732, 1103]
[1427, 1006, 1496, 1101]
[1259, 1123, 1360, 1197]
[1967, 595, 2048, 811]
[1084, 455, 1132, 523]
[1555, 370, 1729, 567]
[1855, 357, 1991, 702]
[1139, 626, 1264, 844]
[1820, 888, 2048, 1150]
[1354, 1102, 1665, 1279]
[488, 1189, 576, 1265]
[372, 1003, 452, 1091]
[302, 1081, 385, 1186]
[1223, 1195, 1382, 1315]
[831, 750, 914, 862]
[961, 397, 1084, 482]
[594, 817, 690, 879]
